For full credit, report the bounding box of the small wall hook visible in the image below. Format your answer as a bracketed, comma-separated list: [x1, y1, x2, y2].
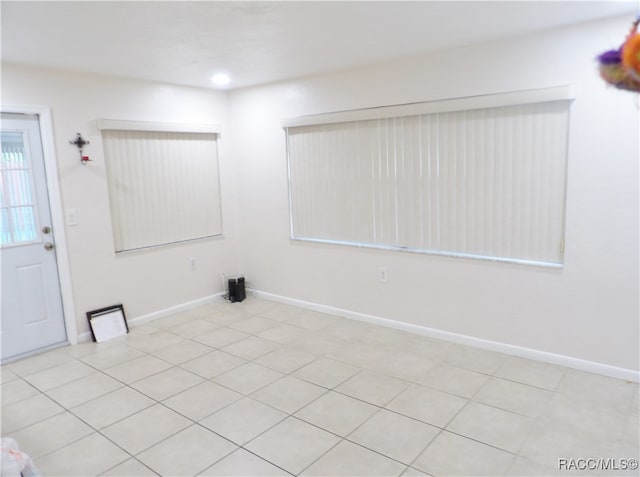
[70, 133, 91, 164]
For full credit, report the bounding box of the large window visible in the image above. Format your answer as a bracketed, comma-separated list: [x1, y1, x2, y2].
[99, 120, 222, 252]
[285, 87, 573, 266]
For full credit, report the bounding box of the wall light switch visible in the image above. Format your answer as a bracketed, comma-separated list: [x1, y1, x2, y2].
[66, 209, 79, 226]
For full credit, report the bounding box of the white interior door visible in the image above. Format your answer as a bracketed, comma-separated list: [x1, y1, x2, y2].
[1, 112, 67, 361]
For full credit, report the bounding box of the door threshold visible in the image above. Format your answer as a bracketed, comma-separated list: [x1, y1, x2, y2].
[1, 340, 70, 365]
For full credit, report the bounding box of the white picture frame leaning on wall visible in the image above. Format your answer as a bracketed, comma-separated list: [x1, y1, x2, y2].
[86, 304, 129, 343]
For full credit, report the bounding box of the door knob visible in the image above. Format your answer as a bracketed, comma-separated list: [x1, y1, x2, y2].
[42, 226, 51, 234]
[44, 242, 54, 251]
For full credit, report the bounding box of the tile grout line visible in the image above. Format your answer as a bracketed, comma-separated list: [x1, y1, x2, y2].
[6, 297, 638, 477]
[21, 389, 136, 470]
[97, 455, 159, 477]
[404, 366, 511, 471]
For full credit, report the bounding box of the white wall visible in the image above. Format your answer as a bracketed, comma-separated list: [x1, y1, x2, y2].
[2, 15, 637, 373]
[2, 64, 239, 335]
[229, 15, 639, 372]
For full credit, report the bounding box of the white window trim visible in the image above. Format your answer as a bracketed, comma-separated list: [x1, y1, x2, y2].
[292, 236, 565, 269]
[96, 119, 220, 135]
[282, 85, 574, 128]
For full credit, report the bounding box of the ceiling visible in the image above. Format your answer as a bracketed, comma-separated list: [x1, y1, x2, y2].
[1, 1, 637, 91]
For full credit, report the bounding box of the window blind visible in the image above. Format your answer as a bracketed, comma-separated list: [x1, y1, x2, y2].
[286, 92, 572, 266]
[1, 131, 38, 245]
[101, 129, 222, 252]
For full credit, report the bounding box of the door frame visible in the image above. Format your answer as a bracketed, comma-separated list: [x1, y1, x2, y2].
[2, 105, 78, 346]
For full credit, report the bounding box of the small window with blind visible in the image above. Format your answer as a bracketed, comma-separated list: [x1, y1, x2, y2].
[284, 87, 573, 267]
[98, 120, 223, 253]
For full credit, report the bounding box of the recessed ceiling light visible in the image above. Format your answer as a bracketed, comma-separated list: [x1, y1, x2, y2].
[211, 73, 230, 87]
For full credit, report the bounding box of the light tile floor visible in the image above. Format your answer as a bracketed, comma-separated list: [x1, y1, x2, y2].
[1, 297, 638, 476]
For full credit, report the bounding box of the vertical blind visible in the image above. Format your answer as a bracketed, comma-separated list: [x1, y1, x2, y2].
[286, 94, 572, 266]
[102, 129, 222, 252]
[1, 132, 38, 245]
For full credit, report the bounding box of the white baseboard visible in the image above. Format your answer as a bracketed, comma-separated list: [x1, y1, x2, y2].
[250, 289, 640, 383]
[76, 292, 225, 343]
[76, 332, 93, 343]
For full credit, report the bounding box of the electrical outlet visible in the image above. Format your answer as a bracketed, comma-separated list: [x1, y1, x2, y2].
[189, 257, 197, 271]
[378, 267, 388, 283]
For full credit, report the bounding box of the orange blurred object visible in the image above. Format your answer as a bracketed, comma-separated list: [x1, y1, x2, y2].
[622, 32, 640, 81]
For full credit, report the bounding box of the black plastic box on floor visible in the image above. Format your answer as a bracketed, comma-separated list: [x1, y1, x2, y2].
[228, 277, 246, 303]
